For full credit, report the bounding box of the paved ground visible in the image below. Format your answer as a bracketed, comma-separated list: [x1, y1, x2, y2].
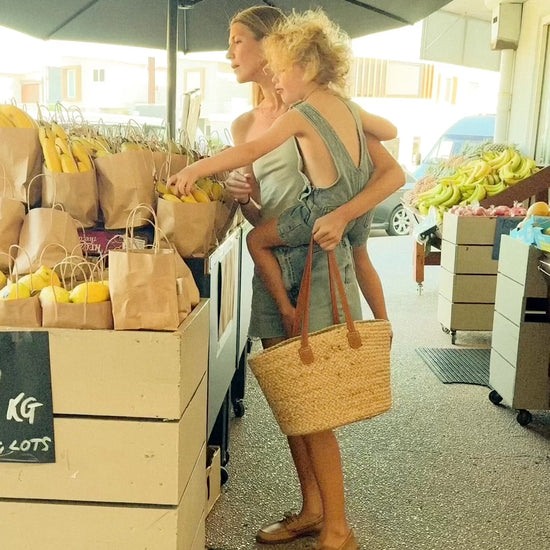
[206, 234, 550, 550]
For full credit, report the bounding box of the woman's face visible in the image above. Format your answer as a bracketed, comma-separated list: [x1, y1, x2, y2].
[227, 22, 268, 84]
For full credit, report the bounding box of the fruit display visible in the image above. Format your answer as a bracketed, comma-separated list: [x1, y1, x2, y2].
[405, 144, 540, 222]
[0, 281, 31, 301]
[158, 176, 225, 204]
[2, 265, 61, 296]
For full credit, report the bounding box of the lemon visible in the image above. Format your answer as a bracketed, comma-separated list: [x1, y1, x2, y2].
[35, 265, 61, 287]
[70, 281, 110, 304]
[0, 271, 6, 290]
[39, 285, 71, 304]
[526, 201, 549, 217]
[0, 282, 31, 301]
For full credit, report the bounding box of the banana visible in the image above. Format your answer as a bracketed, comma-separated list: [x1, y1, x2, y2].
[59, 152, 78, 173]
[507, 150, 522, 172]
[485, 181, 507, 197]
[427, 183, 454, 207]
[0, 111, 14, 127]
[42, 135, 62, 172]
[120, 141, 145, 152]
[468, 183, 487, 203]
[0, 104, 36, 128]
[487, 147, 512, 169]
[162, 193, 182, 203]
[210, 181, 225, 201]
[51, 121, 68, 141]
[440, 184, 461, 208]
[55, 136, 72, 157]
[70, 140, 93, 171]
[196, 177, 213, 197]
[181, 193, 198, 204]
[191, 187, 211, 203]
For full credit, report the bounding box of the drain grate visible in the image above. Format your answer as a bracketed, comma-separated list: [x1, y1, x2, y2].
[416, 347, 490, 387]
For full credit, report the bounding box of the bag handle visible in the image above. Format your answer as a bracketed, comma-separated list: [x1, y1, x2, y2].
[293, 239, 362, 365]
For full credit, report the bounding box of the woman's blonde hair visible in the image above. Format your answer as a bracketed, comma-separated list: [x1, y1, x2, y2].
[263, 9, 352, 97]
[230, 6, 286, 41]
[230, 6, 287, 107]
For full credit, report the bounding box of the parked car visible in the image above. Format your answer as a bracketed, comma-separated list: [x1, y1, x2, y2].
[371, 170, 416, 236]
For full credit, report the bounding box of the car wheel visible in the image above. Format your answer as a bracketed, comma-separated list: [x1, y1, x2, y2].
[387, 206, 412, 236]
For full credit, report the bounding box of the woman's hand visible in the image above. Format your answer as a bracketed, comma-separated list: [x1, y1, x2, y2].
[225, 170, 253, 203]
[167, 166, 199, 196]
[312, 209, 348, 250]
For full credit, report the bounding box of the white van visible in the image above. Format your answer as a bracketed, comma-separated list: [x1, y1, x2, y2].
[414, 115, 495, 178]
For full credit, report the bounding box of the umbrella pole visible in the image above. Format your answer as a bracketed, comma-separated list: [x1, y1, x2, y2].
[166, 0, 179, 141]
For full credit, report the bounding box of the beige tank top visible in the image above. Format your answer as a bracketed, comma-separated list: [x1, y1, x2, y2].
[252, 138, 306, 221]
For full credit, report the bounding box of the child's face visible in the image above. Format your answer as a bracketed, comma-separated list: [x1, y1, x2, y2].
[272, 64, 308, 105]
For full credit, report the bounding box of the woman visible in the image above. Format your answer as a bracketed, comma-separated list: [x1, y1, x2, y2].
[223, 7, 404, 550]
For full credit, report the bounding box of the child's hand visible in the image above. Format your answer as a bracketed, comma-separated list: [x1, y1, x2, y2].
[167, 166, 198, 196]
[312, 210, 347, 250]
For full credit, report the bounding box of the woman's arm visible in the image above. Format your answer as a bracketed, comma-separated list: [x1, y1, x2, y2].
[312, 135, 405, 249]
[360, 109, 398, 142]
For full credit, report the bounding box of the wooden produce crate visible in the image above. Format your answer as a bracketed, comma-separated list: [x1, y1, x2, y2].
[437, 213, 501, 343]
[0, 299, 210, 549]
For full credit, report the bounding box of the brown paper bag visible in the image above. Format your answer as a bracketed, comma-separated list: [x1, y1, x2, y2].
[0, 247, 41, 328]
[0, 176, 25, 271]
[0, 127, 42, 206]
[13, 205, 84, 275]
[95, 149, 155, 229]
[40, 259, 113, 330]
[41, 166, 99, 228]
[108, 205, 179, 331]
[170, 245, 200, 323]
[153, 151, 189, 181]
[157, 193, 238, 258]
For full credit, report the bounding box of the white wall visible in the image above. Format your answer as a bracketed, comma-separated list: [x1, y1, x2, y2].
[508, 0, 550, 153]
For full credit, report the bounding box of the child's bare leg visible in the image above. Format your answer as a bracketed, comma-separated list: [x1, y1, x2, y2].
[247, 219, 296, 337]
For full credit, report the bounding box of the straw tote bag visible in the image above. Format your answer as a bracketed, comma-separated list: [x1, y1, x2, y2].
[248, 241, 392, 436]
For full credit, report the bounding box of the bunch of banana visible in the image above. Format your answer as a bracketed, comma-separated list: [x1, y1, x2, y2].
[157, 177, 225, 204]
[72, 135, 112, 158]
[0, 104, 37, 129]
[38, 122, 93, 173]
[411, 144, 540, 215]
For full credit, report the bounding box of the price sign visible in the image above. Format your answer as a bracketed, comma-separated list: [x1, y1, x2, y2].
[0, 332, 55, 463]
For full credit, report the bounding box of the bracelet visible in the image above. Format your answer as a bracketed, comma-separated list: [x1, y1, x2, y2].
[238, 195, 251, 205]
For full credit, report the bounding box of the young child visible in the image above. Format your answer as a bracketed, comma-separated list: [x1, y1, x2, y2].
[168, 9, 402, 337]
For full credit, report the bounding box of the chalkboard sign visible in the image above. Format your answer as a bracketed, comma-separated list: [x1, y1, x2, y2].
[0, 332, 55, 463]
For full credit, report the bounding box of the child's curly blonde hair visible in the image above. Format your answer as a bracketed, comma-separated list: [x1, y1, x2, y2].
[263, 9, 352, 97]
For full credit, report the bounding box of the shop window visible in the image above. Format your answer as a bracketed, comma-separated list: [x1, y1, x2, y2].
[62, 66, 82, 102]
[535, 25, 550, 166]
[93, 68, 105, 82]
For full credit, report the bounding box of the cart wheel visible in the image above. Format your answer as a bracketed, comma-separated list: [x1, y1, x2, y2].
[233, 399, 245, 418]
[417, 283, 423, 295]
[441, 325, 450, 334]
[220, 466, 229, 486]
[451, 330, 457, 345]
[488, 390, 503, 406]
[517, 409, 532, 426]
[222, 450, 230, 466]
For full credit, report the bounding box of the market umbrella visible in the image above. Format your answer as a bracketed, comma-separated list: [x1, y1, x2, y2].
[0, 0, 452, 134]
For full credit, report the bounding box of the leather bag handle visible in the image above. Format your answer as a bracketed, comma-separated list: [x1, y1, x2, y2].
[293, 239, 362, 364]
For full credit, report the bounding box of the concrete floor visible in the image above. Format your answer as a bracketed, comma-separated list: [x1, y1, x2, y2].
[205, 234, 550, 550]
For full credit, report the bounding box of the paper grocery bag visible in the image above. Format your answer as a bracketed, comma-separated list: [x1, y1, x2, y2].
[95, 149, 155, 229]
[0, 294, 42, 328]
[0, 127, 42, 206]
[13, 206, 84, 275]
[153, 151, 188, 181]
[108, 205, 179, 331]
[41, 166, 99, 228]
[0, 190, 25, 271]
[172, 246, 200, 322]
[41, 301, 113, 330]
[157, 193, 238, 258]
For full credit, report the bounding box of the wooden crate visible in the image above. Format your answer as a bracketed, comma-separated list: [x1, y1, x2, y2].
[0, 300, 210, 548]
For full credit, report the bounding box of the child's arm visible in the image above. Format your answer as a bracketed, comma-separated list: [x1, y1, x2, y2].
[312, 135, 404, 250]
[168, 112, 301, 196]
[352, 246, 389, 321]
[359, 108, 398, 142]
